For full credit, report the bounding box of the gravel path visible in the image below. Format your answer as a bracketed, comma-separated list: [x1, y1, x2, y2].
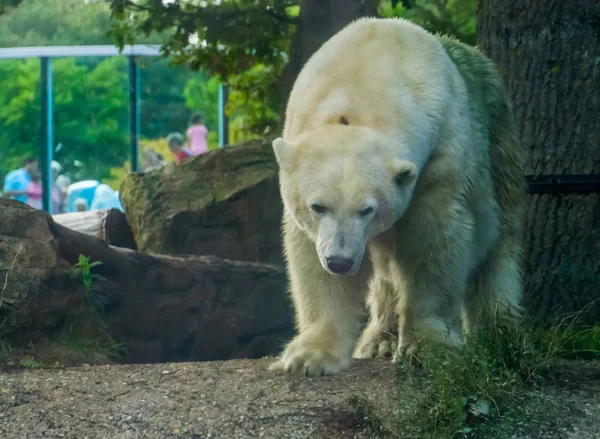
[1, 358, 599, 439]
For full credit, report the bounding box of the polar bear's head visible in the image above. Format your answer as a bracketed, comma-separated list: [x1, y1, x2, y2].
[273, 125, 418, 276]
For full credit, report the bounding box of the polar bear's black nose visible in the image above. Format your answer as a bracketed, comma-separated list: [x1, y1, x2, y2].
[326, 257, 354, 274]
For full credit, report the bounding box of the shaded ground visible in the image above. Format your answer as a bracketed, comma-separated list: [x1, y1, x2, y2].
[0, 358, 599, 439]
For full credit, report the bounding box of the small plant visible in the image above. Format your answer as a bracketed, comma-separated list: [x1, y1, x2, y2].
[73, 254, 106, 312]
[19, 356, 41, 369]
[65, 254, 125, 363]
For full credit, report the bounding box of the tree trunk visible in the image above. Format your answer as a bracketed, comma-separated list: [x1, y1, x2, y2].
[278, 0, 379, 105]
[477, 0, 600, 324]
[52, 209, 137, 250]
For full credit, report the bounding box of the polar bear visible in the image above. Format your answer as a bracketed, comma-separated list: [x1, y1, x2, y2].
[269, 17, 526, 376]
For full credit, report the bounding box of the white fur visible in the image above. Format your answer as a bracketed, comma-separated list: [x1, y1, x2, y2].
[269, 18, 524, 376]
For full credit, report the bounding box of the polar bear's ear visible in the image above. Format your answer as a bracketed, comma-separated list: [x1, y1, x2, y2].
[272, 137, 294, 170]
[391, 159, 417, 187]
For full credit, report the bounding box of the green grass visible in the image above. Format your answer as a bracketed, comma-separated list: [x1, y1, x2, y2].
[395, 313, 600, 439]
[349, 394, 387, 438]
[0, 339, 12, 364]
[53, 327, 125, 364]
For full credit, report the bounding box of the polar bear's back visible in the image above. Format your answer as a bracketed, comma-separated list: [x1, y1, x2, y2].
[283, 18, 455, 140]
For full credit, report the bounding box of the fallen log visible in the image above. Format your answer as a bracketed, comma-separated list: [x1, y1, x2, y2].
[52, 208, 137, 250]
[0, 199, 294, 363]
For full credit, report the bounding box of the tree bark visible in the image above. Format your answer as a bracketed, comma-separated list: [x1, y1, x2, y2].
[278, 0, 379, 105]
[477, 0, 600, 323]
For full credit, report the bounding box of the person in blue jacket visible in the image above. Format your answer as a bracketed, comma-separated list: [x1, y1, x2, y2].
[2, 157, 39, 204]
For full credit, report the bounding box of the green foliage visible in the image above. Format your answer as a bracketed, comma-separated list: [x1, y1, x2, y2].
[397, 316, 600, 438]
[110, 0, 478, 136]
[1, 0, 480, 184]
[379, 0, 477, 45]
[19, 356, 41, 368]
[349, 395, 386, 438]
[138, 57, 200, 139]
[0, 0, 221, 187]
[0, 57, 130, 182]
[227, 63, 281, 137]
[74, 254, 104, 290]
[0, 0, 21, 16]
[109, 0, 296, 76]
[73, 254, 106, 312]
[0, 0, 114, 48]
[109, 0, 297, 134]
[184, 69, 220, 130]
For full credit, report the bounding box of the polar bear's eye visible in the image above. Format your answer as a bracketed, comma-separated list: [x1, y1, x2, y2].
[311, 203, 327, 214]
[358, 207, 374, 217]
[394, 170, 412, 187]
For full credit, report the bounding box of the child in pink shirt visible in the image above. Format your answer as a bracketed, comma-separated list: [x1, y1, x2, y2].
[186, 113, 208, 156]
[26, 172, 43, 209]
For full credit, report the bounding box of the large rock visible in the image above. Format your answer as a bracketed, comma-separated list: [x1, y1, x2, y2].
[0, 199, 293, 363]
[120, 138, 285, 265]
[0, 201, 77, 343]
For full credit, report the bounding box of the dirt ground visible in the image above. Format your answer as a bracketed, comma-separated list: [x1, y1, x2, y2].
[1, 358, 599, 439]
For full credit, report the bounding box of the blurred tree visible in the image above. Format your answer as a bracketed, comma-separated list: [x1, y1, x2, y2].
[183, 69, 220, 132]
[109, 0, 478, 135]
[0, 0, 479, 181]
[0, 57, 130, 181]
[0, 0, 22, 16]
[109, 0, 378, 135]
[0, 0, 115, 47]
[380, 0, 476, 44]
[0, 0, 220, 182]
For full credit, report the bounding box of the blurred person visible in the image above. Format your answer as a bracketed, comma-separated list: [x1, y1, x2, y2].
[51, 161, 65, 214]
[74, 197, 88, 212]
[2, 157, 38, 204]
[167, 132, 192, 164]
[186, 112, 209, 156]
[25, 171, 43, 209]
[141, 148, 166, 172]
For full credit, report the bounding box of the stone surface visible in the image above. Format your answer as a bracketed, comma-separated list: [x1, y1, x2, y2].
[0, 199, 78, 342]
[119, 138, 284, 265]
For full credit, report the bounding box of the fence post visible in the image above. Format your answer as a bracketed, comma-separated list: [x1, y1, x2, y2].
[40, 57, 54, 213]
[128, 56, 140, 171]
[218, 84, 229, 147]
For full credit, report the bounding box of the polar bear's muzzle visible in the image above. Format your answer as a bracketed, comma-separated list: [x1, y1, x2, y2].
[317, 218, 365, 276]
[325, 256, 355, 275]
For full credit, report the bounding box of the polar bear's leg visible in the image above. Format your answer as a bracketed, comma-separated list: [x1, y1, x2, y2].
[393, 207, 474, 360]
[354, 276, 399, 359]
[269, 214, 372, 376]
[463, 242, 525, 333]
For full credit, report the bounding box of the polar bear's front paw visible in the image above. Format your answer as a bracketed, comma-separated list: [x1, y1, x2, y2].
[354, 331, 398, 359]
[392, 341, 421, 366]
[269, 338, 347, 376]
